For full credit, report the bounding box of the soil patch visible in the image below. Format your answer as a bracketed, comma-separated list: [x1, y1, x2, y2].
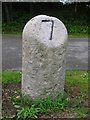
[2, 82, 89, 119]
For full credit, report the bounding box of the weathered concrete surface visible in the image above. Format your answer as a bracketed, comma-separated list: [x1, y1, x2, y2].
[2, 35, 88, 70]
[22, 15, 68, 99]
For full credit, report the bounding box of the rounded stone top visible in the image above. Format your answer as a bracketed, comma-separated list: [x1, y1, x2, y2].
[23, 15, 68, 48]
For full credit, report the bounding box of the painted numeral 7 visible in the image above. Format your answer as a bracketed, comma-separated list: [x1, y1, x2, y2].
[42, 20, 54, 40]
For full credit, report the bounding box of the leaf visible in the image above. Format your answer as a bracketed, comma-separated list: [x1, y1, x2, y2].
[14, 105, 20, 108]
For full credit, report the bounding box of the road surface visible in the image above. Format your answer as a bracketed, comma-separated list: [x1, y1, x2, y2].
[2, 35, 88, 70]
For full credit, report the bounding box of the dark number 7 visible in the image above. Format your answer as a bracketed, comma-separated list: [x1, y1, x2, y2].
[42, 20, 54, 40]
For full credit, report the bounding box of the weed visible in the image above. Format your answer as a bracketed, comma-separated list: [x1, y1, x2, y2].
[11, 93, 73, 119]
[75, 107, 88, 118]
[2, 70, 89, 119]
[17, 105, 40, 120]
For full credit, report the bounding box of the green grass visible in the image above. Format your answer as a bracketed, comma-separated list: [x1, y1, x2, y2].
[65, 70, 88, 92]
[2, 70, 88, 85]
[2, 22, 23, 35]
[74, 107, 88, 118]
[69, 34, 88, 38]
[2, 70, 21, 84]
[2, 70, 89, 119]
[15, 94, 71, 119]
[9, 93, 88, 119]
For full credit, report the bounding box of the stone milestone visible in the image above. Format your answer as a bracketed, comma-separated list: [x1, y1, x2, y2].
[22, 15, 68, 100]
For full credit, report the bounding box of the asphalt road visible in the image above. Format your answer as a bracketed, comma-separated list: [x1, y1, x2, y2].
[2, 35, 88, 70]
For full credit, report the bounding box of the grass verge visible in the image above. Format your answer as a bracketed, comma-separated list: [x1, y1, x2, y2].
[2, 70, 89, 119]
[2, 71, 21, 84]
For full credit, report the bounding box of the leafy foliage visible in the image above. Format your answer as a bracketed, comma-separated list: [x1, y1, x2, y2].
[12, 94, 71, 119]
[2, 3, 88, 37]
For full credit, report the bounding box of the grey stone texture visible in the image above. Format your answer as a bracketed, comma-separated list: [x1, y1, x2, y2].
[22, 15, 68, 100]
